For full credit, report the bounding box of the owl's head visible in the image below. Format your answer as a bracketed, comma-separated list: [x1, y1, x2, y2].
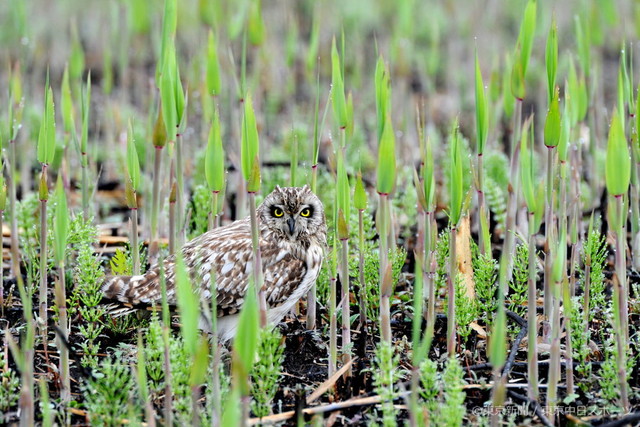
[259, 185, 326, 245]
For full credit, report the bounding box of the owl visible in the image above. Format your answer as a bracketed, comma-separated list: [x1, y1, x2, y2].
[102, 185, 327, 342]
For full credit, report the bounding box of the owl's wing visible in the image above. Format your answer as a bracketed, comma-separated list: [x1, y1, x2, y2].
[102, 218, 307, 317]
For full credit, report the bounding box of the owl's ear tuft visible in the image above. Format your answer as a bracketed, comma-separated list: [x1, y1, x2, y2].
[301, 184, 310, 192]
[275, 185, 282, 192]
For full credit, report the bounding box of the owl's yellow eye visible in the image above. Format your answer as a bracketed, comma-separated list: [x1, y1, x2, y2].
[272, 207, 284, 217]
[300, 208, 311, 217]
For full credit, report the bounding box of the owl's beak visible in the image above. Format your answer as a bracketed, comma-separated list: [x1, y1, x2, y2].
[287, 217, 296, 235]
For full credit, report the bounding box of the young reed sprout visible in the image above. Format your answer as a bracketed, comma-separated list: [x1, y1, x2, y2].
[545, 17, 558, 105]
[136, 333, 156, 425]
[150, 105, 167, 262]
[206, 29, 222, 98]
[329, 239, 338, 377]
[519, 116, 543, 400]
[447, 123, 464, 357]
[79, 72, 91, 220]
[37, 81, 56, 329]
[60, 63, 75, 187]
[375, 54, 395, 342]
[331, 37, 348, 133]
[474, 50, 490, 255]
[409, 260, 433, 425]
[7, 64, 23, 278]
[241, 93, 267, 327]
[52, 177, 70, 403]
[605, 109, 631, 412]
[336, 149, 352, 376]
[354, 172, 368, 330]
[547, 228, 566, 420]
[126, 120, 141, 275]
[205, 106, 225, 230]
[543, 87, 561, 315]
[503, 0, 536, 288]
[377, 113, 396, 343]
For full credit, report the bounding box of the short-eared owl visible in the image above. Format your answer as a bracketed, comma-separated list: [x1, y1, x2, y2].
[102, 186, 327, 341]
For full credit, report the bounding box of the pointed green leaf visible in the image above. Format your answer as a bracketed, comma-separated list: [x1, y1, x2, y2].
[376, 114, 396, 195]
[567, 60, 580, 126]
[37, 85, 56, 165]
[174, 62, 185, 128]
[126, 120, 141, 191]
[248, 0, 265, 45]
[605, 109, 631, 196]
[331, 37, 348, 130]
[448, 123, 463, 226]
[160, 45, 178, 142]
[545, 17, 558, 103]
[205, 107, 225, 193]
[423, 136, 436, 212]
[575, 14, 591, 78]
[69, 21, 85, 81]
[232, 281, 259, 395]
[475, 51, 489, 154]
[175, 254, 200, 356]
[241, 93, 260, 184]
[157, 0, 177, 81]
[510, 53, 526, 101]
[206, 30, 222, 96]
[375, 54, 391, 141]
[80, 72, 91, 160]
[517, 0, 537, 77]
[189, 336, 210, 386]
[544, 87, 561, 148]
[61, 64, 75, 135]
[354, 171, 367, 210]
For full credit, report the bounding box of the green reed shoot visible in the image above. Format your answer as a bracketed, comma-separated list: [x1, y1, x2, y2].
[242, 93, 267, 328]
[377, 113, 396, 343]
[126, 120, 141, 275]
[52, 177, 70, 403]
[474, 50, 490, 255]
[605, 109, 631, 412]
[7, 64, 23, 278]
[354, 171, 368, 330]
[519, 117, 543, 400]
[205, 106, 225, 230]
[37, 81, 55, 330]
[447, 123, 463, 357]
[336, 149, 352, 376]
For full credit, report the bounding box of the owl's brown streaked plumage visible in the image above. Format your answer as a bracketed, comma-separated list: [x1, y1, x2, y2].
[102, 185, 327, 341]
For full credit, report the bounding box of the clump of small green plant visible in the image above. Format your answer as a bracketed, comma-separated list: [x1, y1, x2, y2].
[418, 359, 439, 419]
[472, 241, 498, 323]
[416, 357, 467, 426]
[250, 327, 285, 418]
[580, 226, 607, 322]
[569, 296, 592, 393]
[440, 358, 467, 426]
[370, 340, 403, 426]
[70, 236, 106, 369]
[83, 358, 138, 426]
[347, 245, 406, 324]
[453, 274, 479, 343]
[508, 244, 529, 317]
[0, 351, 20, 416]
